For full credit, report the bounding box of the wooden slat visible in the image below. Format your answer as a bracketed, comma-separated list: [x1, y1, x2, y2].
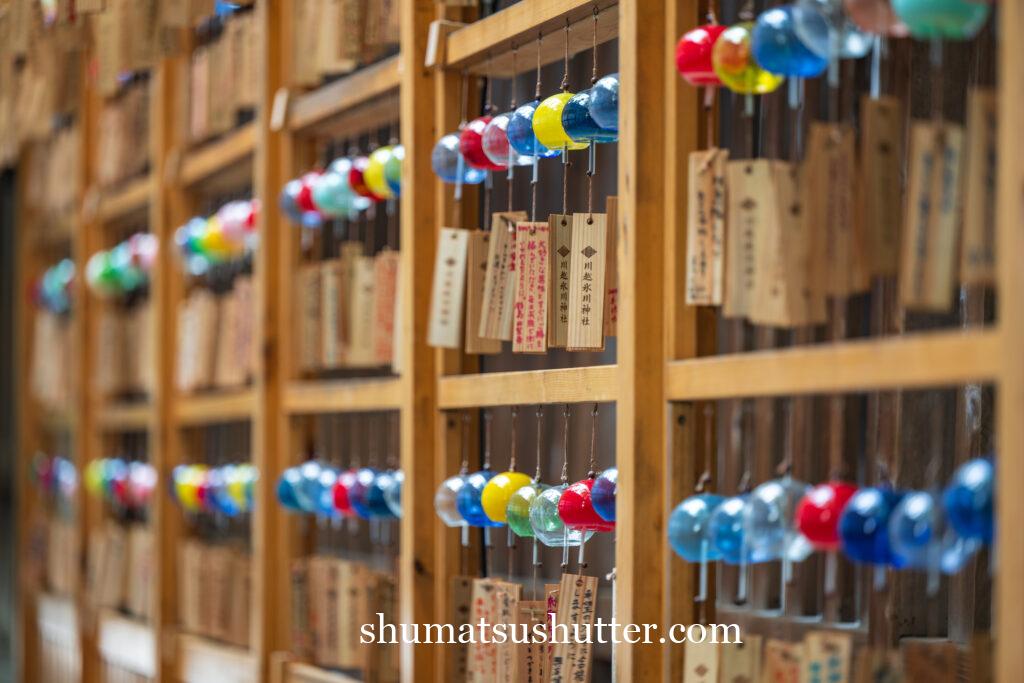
[437, 365, 618, 408]
[283, 377, 403, 413]
[666, 329, 1002, 400]
[179, 123, 257, 187]
[175, 388, 256, 424]
[288, 56, 401, 133]
[96, 609, 156, 678]
[98, 174, 151, 224]
[445, 0, 619, 76]
[96, 401, 152, 431]
[177, 633, 257, 683]
[285, 661, 361, 683]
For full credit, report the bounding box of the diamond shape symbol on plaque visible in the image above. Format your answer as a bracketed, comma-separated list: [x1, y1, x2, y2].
[445, 258, 456, 267]
[558, 245, 570, 258]
[582, 246, 597, 259]
[694, 664, 709, 678]
[741, 197, 757, 211]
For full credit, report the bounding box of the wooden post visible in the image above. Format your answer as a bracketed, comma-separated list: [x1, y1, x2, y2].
[615, 0, 670, 679]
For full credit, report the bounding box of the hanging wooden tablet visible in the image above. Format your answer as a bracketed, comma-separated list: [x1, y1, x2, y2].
[338, 241, 364, 363]
[549, 573, 598, 683]
[465, 231, 502, 355]
[512, 221, 550, 353]
[861, 96, 905, 277]
[719, 634, 762, 683]
[96, 307, 125, 396]
[762, 638, 804, 683]
[968, 634, 994, 683]
[805, 123, 865, 297]
[296, 263, 322, 373]
[567, 213, 607, 350]
[391, 268, 404, 372]
[516, 601, 547, 683]
[749, 161, 792, 327]
[544, 583, 560, 673]
[320, 258, 345, 367]
[372, 249, 399, 365]
[348, 255, 378, 366]
[229, 553, 251, 648]
[900, 122, 965, 312]
[337, 560, 359, 668]
[214, 289, 243, 388]
[901, 639, 959, 683]
[961, 89, 997, 285]
[136, 301, 155, 395]
[685, 148, 729, 305]
[192, 290, 219, 390]
[852, 647, 902, 683]
[604, 196, 619, 336]
[682, 640, 720, 683]
[479, 211, 527, 340]
[448, 576, 474, 681]
[234, 276, 256, 381]
[778, 161, 826, 325]
[548, 214, 573, 348]
[493, 581, 521, 683]
[289, 559, 311, 659]
[427, 227, 470, 349]
[468, 578, 500, 682]
[723, 159, 769, 320]
[307, 557, 327, 664]
[804, 631, 852, 683]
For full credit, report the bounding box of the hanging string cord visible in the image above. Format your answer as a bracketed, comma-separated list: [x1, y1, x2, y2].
[560, 18, 570, 92]
[560, 404, 571, 484]
[561, 19, 571, 217]
[452, 71, 470, 228]
[483, 410, 492, 469]
[459, 411, 470, 474]
[587, 404, 599, 478]
[587, 5, 598, 223]
[535, 406, 544, 481]
[531, 31, 543, 222]
[508, 44, 518, 213]
[509, 407, 519, 471]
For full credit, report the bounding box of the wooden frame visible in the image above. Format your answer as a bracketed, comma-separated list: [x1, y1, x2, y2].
[11, 1, 1023, 682]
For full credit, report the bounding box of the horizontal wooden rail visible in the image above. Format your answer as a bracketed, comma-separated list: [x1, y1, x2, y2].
[283, 377, 403, 414]
[176, 633, 256, 683]
[288, 56, 401, 133]
[180, 123, 257, 187]
[445, 0, 619, 76]
[175, 388, 256, 425]
[97, 610, 156, 678]
[438, 365, 618, 408]
[666, 328, 1002, 401]
[96, 401, 152, 431]
[98, 174, 151, 224]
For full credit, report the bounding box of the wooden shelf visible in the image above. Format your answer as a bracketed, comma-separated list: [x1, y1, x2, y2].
[666, 328, 1002, 401]
[96, 401, 152, 431]
[179, 123, 257, 187]
[444, 0, 619, 75]
[98, 174, 151, 224]
[97, 610, 156, 678]
[284, 377, 402, 414]
[285, 662, 361, 683]
[289, 56, 401, 134]
[175, 388, 256, 425]
[176, 633, 256, 683]
[438, 365, 618, 409]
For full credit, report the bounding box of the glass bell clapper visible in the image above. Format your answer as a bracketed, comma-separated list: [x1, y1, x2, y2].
[890, 0, 990, 40]
[943, 457, 994, 545]
[844, 0, 909, 37]
[591, 467, 617, 522]
[669, 493, 725, 601]
[460, 116, 506, 172]
[710, 494, 755, 601]
[482, 113, 533, 170]
[431, 133, 487, 185]
[838, 485, 906, 588]
[712, 21, 785, 114]
[795, 480, 857, 594]
[587, 73, 619, 133]
[676, 23, 727, 86]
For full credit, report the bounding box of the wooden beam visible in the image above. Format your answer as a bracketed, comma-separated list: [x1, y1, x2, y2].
[175, 388, 256, 425]
[288, 55, 401, 132]
[437, 365, 619, 408]
[444, 0, 619, 76]
[666, 329, 1002, 401]
[615, 0, 669, 678]
[179, 123, 257, 187]
[996, 0, 1024, 679]
[283, 377, 403, 414]
[95, 401, 153, 431]
[97, 174, 151, 224]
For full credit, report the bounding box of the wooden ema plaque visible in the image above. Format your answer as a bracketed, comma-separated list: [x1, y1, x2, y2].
[685, 148, 728, 306]
[347, 255, 378, 366]
[549, 573, 598, 683]
[723, 160, 766, 320]
[762, 638, 804, 683]
[567, 213, 607, 350]
[297, 263, 322, 372]
[961, 88, 998, 285]
[803, 630, 852, 683]
[719, 634, 762, 683]
[320, 258, 345, 368]
[512, 222, 550, 353]
[479, 211, 527, 340]
[516, 601, 547, 683]
[548, 213, 572, 348]
[604, 197, 619, 337]
[468, 578, 500, 682]
[449, 576, 474, 681]
[682, 640, 720, 683]
[465, 231, 502, 355]
[900, 122, 965, 312]
[427, 227, 470, 349]
[860, 96, 905, 277]
[372, 249, 399, 365]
